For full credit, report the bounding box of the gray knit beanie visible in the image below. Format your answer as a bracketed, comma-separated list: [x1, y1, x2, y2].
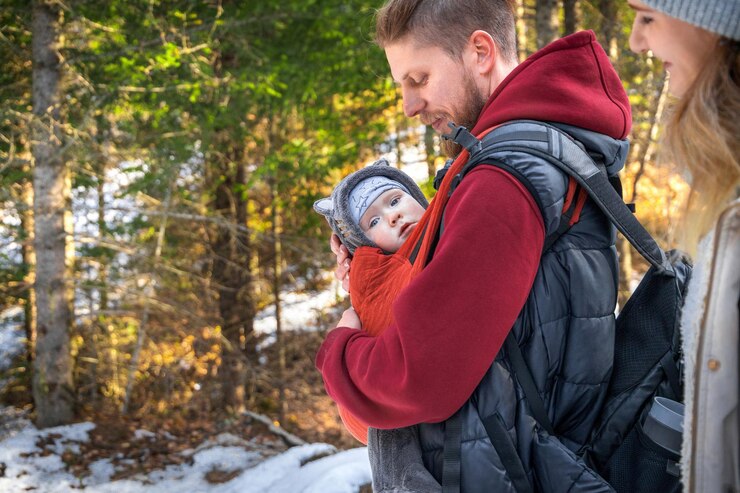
[348, 176, 411, 225]
[313, 159, 428, 254]
[641, 0, 740, 40]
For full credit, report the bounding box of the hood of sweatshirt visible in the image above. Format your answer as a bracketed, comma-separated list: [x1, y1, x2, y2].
[472, 30, 631, 169]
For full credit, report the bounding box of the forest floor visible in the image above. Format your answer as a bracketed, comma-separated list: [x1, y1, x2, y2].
[0, 405, 371, 492]
[0, 283, 373, 492]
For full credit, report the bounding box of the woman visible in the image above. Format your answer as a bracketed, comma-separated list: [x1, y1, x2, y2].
[628, 1, 739, 491]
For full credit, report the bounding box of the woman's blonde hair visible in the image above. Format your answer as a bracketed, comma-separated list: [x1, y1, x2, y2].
[662, 38, 740, 255]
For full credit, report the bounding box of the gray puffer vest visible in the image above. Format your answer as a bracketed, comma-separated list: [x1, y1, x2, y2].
[417, 122, 628, 492]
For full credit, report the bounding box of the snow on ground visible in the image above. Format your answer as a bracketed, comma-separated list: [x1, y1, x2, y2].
[0, 307, 26, 394]
[0, 281, 370, 492]
[0, 420, 370, 492]
[253, 275, 346, 347]
[0, 307, 25, 371]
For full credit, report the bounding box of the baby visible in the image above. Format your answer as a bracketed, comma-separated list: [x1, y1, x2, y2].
[314, 158, 428, 443]
[314, 159, 427, 256]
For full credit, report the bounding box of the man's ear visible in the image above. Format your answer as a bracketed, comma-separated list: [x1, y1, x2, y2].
[466, 30, 497, 76]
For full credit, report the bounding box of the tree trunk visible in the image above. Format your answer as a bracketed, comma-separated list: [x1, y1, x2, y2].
[121, 187, 171, 415]
[598, 0, 619, 59]
[637, 75, 669, 177]
[21, 162, 36, 368]
[208, 46, 256, 412]
[212, 149, 254, 413]
[535, 0, 559, 49]
[424, 125, 436, 181]
[563, 0, 579, 35]
[31, 0, 74, 428]
[515, 0, 530, 61]
[97, 173, 108, 312]
[271, 183, 287, 424]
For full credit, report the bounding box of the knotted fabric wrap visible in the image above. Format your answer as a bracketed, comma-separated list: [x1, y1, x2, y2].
[338, 127, 498, 443]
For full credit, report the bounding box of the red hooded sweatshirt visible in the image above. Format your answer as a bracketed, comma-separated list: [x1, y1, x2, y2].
[317, 31, 631, 430]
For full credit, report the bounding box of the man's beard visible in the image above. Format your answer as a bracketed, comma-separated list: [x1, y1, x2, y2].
[440, 73, 488, 157]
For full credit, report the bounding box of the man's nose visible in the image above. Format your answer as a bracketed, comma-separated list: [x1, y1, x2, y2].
[402, 90, 423, 118]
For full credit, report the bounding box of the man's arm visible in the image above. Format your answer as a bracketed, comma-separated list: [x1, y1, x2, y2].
[316, 165, 545, 428]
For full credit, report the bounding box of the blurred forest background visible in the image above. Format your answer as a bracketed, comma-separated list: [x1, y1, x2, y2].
[1, 0, 687, 453]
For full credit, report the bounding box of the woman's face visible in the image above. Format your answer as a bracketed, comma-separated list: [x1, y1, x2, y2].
[628, 0, 719, 97]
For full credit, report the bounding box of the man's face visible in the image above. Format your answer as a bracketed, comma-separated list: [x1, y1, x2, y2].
[385, 38, 487, 155]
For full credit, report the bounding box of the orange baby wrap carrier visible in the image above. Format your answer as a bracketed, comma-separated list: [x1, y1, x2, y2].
[335, 145, 481, 444]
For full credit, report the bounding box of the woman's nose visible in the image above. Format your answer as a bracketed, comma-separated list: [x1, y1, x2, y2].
[629, 22, 647, 54]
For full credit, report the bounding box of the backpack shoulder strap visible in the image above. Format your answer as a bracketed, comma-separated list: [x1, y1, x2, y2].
[443, 120, 674, 276]
[504, 331, 555, 435]
[439, 121, 676, 442]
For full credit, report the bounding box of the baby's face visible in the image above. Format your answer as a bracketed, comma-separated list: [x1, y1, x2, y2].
[359, 189, 425, 252]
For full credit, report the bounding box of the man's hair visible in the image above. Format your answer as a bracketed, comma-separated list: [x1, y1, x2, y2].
[375, 0, 518, 63]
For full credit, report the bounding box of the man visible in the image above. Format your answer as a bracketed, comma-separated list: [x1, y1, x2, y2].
[317, 0, 631, 490]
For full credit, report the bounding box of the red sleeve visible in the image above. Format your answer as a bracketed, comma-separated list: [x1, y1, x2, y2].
[315, 166, 544, 428]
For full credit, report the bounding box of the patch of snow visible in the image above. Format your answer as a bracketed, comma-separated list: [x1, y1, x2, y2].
[267, 447, 371, 493]
[0, 419, 371, 493]
[85, 458, 116, 486]
[192, 445, 261, 472]
[0, 306, 25, 376]
[0, 422, 95, 492]
[188, 432, 251, 454]
[0, 406, 32, 440]
[254, 278, 345, 343]
[48, 422, 97, 444]
[134, 429, 156, 440]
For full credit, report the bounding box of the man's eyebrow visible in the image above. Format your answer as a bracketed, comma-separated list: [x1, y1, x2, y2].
[627, 2, 651, 11]
[390, 74, 410, 85]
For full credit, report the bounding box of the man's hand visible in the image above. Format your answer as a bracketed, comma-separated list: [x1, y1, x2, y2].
[330, 234, 351, 292]
[337, 307, 362, 329]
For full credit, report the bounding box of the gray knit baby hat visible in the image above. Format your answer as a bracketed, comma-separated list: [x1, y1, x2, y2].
[642, 0, 740, 40]
[313, 159, 428, 254]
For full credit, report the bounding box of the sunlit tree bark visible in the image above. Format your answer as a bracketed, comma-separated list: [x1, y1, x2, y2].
[563, 0, 580, 35]
[535, 0, 559, 48]
[31, 0, 74, 428]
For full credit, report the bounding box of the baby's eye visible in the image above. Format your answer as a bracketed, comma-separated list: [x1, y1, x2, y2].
[390, 196, 401, 206]
[639, 15, 653, 25]
[369, 217, 379, 228]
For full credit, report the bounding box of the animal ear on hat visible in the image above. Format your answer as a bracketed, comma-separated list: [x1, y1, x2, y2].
[313, 197, 334, 218]
[371, 158, 391, 167]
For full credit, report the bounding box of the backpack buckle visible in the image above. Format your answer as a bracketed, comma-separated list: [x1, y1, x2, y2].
[442, 122, 482, 154]
[433, 159, 454, 191]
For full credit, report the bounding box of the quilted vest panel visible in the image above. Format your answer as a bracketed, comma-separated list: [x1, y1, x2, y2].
[418, 123, 624, 492]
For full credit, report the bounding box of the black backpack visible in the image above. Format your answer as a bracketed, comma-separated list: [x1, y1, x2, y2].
[437, 120, 692, 493]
